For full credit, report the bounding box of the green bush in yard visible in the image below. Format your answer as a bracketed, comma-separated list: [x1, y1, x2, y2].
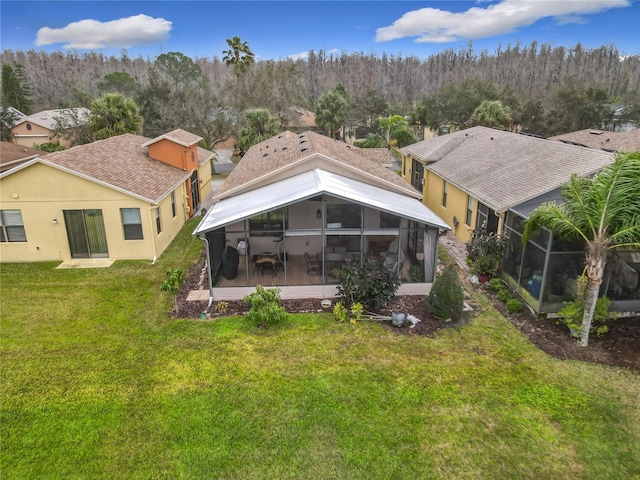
[243, 285, 290, 326]
[428, 264, 464, 321]
[497, 288, 511, 303]
[335, 259, 401, 310]
[506, 298, 523, 313]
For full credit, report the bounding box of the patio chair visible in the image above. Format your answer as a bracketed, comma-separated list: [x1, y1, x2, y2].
[304, 252, 322, 275]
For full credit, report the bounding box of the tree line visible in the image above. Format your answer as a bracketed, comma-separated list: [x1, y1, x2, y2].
[1, 41, 639, 148]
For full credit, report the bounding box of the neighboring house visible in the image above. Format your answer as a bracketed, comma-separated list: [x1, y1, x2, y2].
[284, 107, 318, 133]
[399, 126, 614, 244]
[194, 130, 450, 300]
[1, 129, 213, 262]
[0, 142, 45, 172]
[399, 126, 639, 316]
[549, 128, 640, 153]
[10, 108, 90, 148]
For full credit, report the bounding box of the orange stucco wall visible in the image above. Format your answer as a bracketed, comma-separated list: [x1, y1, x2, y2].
[147, 139, 198, 172]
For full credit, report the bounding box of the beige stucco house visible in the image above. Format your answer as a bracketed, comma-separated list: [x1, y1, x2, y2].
[1, 129, 214, 262]
[10, 108, 90, 148]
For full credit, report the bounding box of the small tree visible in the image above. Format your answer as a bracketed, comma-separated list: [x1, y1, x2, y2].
[428, 265, 464, 321]
[160, 268, 185, 312]
[243, 285, 290, 326]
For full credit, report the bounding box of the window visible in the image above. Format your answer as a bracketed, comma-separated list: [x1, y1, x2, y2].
[170, 192, 176, 218]
[326, 204, 361, 229]
[465, 195, 473, 226]
[380, 211, 401, 228]
[210, 158, 216, 177]
[0, 210, 27, 242]
[121, 208, 143, 240]
[154, 207, 162, 234]
[249, 209, 287, 235]
[26, 123, 32, 131]
[442, 181, 448, 207]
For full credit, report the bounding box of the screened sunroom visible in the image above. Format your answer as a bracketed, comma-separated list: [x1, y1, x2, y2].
[194, 169, 450, 298]
[501, 190, 640, 316]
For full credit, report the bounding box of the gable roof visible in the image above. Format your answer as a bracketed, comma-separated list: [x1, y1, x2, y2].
[194, 168, 449, 235]
[141, 128, 203, 148]
[548, 128, 640, 153]
[215, 130, 417, 200]
[400, 126, 615, 213]
[0, 142, 46, 171]
[13, 108, 90, 130]
[1, 133, 191, 203]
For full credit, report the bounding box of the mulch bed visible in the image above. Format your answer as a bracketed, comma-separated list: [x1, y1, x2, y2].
[173, 257, 640, 372]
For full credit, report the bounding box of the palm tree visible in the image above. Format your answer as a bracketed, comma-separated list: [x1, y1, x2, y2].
[222, 36, 255, 72]
[89, 93, 142, 140]
[314, 90, 349, 139]
[472, 100, 511, 129]
[377, 115, 416, 149]
[523, 151, 640, 346]
[237, 109, 279, 152]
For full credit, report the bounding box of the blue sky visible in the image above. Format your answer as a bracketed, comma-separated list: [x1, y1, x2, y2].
[2, 1, 639, 61]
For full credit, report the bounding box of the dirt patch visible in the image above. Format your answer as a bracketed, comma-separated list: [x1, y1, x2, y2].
[173, 257, 639, 372]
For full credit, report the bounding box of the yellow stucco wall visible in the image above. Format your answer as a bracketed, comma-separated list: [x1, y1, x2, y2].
[423, 170, 476, 243]
[0, 162, 188, 262]
[402, 153, 485, 244]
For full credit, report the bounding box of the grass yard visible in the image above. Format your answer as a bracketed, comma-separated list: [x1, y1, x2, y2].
[2, 219, 639, 479]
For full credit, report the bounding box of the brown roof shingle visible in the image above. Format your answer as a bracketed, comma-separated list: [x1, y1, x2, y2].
[41, 134, 191, 202]
[216, 131, 414, 199]
[1, 142, 45, 170]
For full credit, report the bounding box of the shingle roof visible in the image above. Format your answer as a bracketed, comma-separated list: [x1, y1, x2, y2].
[549, 128, 640, 153]
[402, 126, 615, 213]
[0, 142, 45, 167]
[197, 146, 215, 165]
[141, 128, 203, 147]
[216, 130, 415, 199]
[37, 134, 191, 203]
[14, 108, 90, 130]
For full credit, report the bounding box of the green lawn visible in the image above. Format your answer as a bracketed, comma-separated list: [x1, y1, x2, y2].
[2, 219, 639, 479]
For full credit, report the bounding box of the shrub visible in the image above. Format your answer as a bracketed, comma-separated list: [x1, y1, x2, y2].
[243, 285, 290, 326]
[428, 264, 464, 320]
[488, 278, 504, 291]
[506, 298, 523, 313]
[335, 259, 401, 310]
[333, 302, 347, 322]
[497, 289, 511, 303]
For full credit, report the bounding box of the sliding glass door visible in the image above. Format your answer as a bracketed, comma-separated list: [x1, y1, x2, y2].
[63, 209, 109, 258]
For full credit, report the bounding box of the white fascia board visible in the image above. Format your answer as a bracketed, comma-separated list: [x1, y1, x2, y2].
[194, 169, 450, 235]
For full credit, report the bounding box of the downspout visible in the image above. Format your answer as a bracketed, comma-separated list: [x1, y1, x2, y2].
[197, 234, 214, 311]
[149, 206, 158, 264]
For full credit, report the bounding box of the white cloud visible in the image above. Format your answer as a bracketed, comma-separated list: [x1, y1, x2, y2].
[288, 48, 339, 60]
[36, 14, 172, 49]
[376, 0, 630, 44]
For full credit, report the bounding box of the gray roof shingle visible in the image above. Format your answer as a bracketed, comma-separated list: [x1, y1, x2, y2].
[549, 128, 640, 152]
[402, 126, 615, 213]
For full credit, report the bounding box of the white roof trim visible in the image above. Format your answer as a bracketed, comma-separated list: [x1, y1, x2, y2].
[194, 168, 450, 235]
[0, 157, 190, 204]
[141, 133, 202, 148]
